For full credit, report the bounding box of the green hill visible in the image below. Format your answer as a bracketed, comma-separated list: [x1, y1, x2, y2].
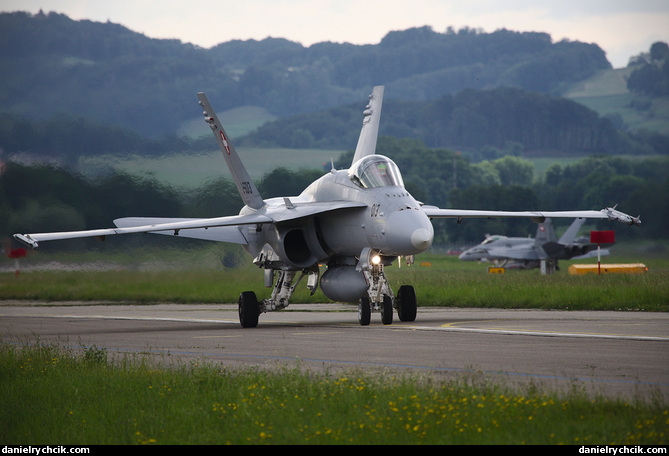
[1, 11, 611, 137]
[239, 87, 666, 158]
[1, 10, 666, 168]
[563, 66, 669, 136]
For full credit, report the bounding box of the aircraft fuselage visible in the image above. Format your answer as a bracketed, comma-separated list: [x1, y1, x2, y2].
[240, 165, 434, 271]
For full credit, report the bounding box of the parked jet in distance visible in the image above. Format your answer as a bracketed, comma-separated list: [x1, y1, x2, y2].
[458, 218, 613, 273]
[14, 86, 641, 327]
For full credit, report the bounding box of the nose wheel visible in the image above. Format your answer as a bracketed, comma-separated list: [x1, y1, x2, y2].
[357, 249, 417, 326]
[381, 295, 393, 325]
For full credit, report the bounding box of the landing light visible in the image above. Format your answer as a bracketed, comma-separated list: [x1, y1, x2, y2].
[371, 255, 382, 265]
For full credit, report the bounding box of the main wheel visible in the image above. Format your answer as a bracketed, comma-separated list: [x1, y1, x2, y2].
[358, 297, 371, 326]
[381, 295, 393, 325]
[238, 291, 260, 328]
[397, 285, 417, 322]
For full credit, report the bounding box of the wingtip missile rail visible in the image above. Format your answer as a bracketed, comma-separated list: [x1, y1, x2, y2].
[13, 234, 39, 250]
[602, 206, 641, 226]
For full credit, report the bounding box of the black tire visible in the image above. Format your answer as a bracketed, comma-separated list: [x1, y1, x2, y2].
[381, 295, 393, 325]
[358, 297, 371, 326]
[397, 285, 417, 322]
[239, 291, 259, 328]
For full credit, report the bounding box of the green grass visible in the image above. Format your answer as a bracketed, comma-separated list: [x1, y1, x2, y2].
[2, 247, 667, 311]
[77, 147, 343, 188]
[177, 105, 278, 140]
[2, 247, 668, 444]
[1, 342, 666, 445]
[562, 66, 669, 136]
[386, 254, 669, 312]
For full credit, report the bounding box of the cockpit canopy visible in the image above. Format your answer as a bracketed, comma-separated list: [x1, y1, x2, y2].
[348, 155, 404, 189]
[481, 235, 508, 245]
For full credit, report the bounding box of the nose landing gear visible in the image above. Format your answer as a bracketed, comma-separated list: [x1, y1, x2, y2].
[357, 249, 417, 326]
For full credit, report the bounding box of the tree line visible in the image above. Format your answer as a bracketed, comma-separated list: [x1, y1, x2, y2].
[627, 42, 669, 97]
[5, 85, 666, 165]
[358, 138, 667, 242]
[0, 112, 210, 165]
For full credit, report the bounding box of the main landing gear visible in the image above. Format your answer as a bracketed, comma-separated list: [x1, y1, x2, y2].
[238, 291, 260, 328]
[238, 269, 316, 328]
[239, 283, 417, 328]
[237, 255, 418, 328]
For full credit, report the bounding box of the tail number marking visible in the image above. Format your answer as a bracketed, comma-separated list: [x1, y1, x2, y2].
[241, 181, 253, 195]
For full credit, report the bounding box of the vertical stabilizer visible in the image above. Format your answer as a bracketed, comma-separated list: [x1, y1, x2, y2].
[197, 93, 264, 210]
[557, 218, 586, 245]
[534, 218, 556, 246]
[351, 86, 384, 164]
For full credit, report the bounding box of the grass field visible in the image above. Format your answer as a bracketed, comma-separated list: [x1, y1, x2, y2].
[2, 245, 667, 444]
[77, 147, 343, 188]
[563, 66, 669, 136]
[2, 245, 667, 311]
[1, 342, 667, 445]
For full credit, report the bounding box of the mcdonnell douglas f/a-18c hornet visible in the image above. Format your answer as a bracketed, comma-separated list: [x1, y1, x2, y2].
[14, 86, 641, 327]
[458, 217, 613, 274]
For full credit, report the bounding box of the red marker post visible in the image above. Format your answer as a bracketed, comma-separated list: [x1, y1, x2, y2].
[590, 231, 615, 275]
[5, 246, 27, 278]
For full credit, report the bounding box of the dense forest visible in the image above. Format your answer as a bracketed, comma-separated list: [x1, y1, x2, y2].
[240, 87, 668, 157]
[0, 112, 211, 165]
[627, 42, 669, 96]
[2, 86, 667, 165]
[1, 11, 611, 137]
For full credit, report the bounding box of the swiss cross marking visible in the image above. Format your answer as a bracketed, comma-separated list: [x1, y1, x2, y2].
[220, 131, 231, 155]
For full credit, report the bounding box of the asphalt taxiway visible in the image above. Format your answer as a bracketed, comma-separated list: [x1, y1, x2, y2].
[1, 302, 668, 398]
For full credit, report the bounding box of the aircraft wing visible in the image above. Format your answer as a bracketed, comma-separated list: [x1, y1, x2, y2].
[269, 199, 367, 223]
[421, 206, 641, 226]
[13, 201, 367, 249]
[574, 248, 610, 259]
[13, 213, 272, 249]
[486, 247, 538, 261]
[113, 218, 251, 244]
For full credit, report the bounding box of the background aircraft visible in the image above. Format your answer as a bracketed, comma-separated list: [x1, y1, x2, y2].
[458, 218, 613, 274]
[14, 86, 641, 327]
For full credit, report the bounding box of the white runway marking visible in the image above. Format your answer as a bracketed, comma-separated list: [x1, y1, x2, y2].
[400, 323, 669, 342]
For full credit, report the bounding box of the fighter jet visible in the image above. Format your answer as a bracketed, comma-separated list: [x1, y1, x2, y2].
[458, 218, 612, 273]
[14, 86, 641, 327]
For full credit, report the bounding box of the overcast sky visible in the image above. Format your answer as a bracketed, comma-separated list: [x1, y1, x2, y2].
[3, 0, 668, 68]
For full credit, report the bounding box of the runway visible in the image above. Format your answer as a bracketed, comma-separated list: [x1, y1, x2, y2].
[2, 302, 668, 399]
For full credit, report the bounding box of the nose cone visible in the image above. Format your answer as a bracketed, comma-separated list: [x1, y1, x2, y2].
[459, 248, 482, 261]
[385, 209, 434, 255]
[458, 250, 472, 260]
